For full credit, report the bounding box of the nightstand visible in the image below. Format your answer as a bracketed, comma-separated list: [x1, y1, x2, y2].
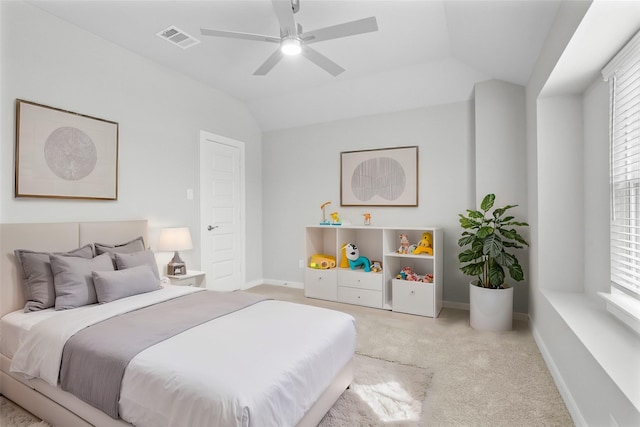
[166, 270, 206, 288]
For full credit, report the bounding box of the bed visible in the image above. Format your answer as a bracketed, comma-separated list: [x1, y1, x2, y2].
[0, 220, 355, 427]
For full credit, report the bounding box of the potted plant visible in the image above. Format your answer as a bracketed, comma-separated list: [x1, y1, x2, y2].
[458, 194, 529, 331]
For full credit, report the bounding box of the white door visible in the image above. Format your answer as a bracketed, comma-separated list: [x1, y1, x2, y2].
[200, 131, 245, 291]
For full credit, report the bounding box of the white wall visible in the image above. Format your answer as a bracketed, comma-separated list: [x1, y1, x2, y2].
[474, 80, 529, 312]
[263, 95, 526, 309]
[527, 0, 640, 424]
[0, 1, 263, 282]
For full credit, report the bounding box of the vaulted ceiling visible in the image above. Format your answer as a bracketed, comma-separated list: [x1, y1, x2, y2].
[28, 0, 561, 131]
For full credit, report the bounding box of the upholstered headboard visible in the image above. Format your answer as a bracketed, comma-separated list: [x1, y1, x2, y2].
[0, 220, 148, 317]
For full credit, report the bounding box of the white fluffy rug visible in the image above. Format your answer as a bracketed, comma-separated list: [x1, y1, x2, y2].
[319, 353, 432, 426]
[1, 354, 431, 427]
[0, 396, 50, 427]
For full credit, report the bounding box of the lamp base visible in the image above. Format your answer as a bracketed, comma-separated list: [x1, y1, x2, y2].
[167, 261, 186, 275]
[167, 251, 186, 275]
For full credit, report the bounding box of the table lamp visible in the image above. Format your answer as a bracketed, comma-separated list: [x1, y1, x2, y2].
[158, 227, 193, 275]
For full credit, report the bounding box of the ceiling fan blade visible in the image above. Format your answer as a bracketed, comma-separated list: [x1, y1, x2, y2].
[300, 16, 378, 44]
[200, 28, 280, 43]
[253, 48, 284, 75]
[271, 0, 297, 37]
[301, 45, 345, 76]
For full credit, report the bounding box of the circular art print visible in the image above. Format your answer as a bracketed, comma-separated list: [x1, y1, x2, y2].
[44, 126, 98, 181]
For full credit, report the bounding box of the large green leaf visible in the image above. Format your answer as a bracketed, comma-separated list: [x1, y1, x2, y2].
[508, 263, 525, 281]
[502, 241, 524, 249]
[459, 215, 480, 229]
[458, 234, 477, 247]
[498, 228, 518, 240]
[513, 232, 530, 246]
[461, 262, 485, 276]
[495, 252, 516, 267]
[483, 233, 503, 258]
[459, 248, 482, 262]
[477, 226, 494, 239]
[488, 262, 505, 287]
[480, 194, 495, 212]
[467, 210, 484, 219]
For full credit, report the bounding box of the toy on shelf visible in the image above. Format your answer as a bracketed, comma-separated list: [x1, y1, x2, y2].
[363, 213, 371, 226]
[413, 231, 434, 255]
[396, 266, 418, 281]
[320, 201, 331, 225]
[339, 244, 350, 268]
[309, 254, 336, 269]
[330, 211, 342, 226]
[370, 260, 382, 272]
[396, 266, 433, 283]
[344, 243, 371, 272]
[398, 234, 410, 254]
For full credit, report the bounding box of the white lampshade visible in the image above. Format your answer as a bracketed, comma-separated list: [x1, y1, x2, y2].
[158, 227, 193, 252]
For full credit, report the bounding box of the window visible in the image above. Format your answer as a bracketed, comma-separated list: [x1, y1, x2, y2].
[601, 28, 640, 335]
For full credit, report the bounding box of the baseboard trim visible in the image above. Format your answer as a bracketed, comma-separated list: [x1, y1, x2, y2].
[529, 319, 585, 426]
[256, 279, 304, 290]
[252, 281, 528, 320]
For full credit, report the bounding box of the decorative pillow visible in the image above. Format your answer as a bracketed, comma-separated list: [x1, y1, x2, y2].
[92, 265, 161, 304]
[94, 236, 146, 265]
[14, 245, 94, 312]
[115, 250, 160, 280]
[50, 253, 114, 310]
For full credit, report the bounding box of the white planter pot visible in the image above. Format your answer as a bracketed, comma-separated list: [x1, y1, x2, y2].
[469, 282, 514, 331]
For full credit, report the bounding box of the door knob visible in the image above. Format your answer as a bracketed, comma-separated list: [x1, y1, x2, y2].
[207, 225, 219, 231]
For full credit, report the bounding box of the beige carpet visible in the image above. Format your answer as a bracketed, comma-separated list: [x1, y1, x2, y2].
[319, 354, 432, 426]
[1, 285, 573, 426]
[249, 285, 574, 427]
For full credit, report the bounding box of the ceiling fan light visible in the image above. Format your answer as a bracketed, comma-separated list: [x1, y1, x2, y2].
[281, 38, 302, 55]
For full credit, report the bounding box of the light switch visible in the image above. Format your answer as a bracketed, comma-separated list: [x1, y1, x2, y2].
[187, 189, 194, 200]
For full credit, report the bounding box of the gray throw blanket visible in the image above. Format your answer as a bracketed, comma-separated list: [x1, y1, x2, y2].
[60, 290, 269, 418]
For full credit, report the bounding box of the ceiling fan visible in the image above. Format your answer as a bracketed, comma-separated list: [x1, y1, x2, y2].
[200, 0, 378, 76]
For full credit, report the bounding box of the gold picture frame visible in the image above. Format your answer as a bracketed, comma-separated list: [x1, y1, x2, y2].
[15, 99, 119, 200]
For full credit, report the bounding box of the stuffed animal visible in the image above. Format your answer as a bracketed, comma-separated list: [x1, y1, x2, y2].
[344, 243, 371, 272]
[413, 231, 434, 256]
[396, 266, 418, 281]
[398, 234, 410, 254]
[370, 261, 382, 272]
[422, 273, 434, 283]
[339, 244, 350, 268]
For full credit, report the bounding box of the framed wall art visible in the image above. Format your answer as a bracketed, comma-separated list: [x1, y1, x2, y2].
[341, 146, 418, 206]
[15, 99, 119, 200]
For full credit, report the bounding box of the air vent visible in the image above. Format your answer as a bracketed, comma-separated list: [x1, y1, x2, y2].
[156, 26, 200, 49]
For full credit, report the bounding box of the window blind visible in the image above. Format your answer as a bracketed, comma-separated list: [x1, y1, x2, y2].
[604, 29, 640, 298]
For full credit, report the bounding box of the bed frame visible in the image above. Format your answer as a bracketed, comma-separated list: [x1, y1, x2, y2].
[0, 220, 353, 427]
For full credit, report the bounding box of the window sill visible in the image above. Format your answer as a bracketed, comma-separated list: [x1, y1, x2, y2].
[541, 289, 640, 413]
[599, 288, 640, 337]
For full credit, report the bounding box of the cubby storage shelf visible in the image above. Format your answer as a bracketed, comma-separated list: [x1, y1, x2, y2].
[304, 225, 443, 317]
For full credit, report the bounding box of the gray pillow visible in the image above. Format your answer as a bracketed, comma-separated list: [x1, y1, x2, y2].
[115, 250, 160, 280]
[50, 253, 114, 310]
[92, 265, 161, 304]
[14, 245, 94, 312]
[94, 236, 146, 266]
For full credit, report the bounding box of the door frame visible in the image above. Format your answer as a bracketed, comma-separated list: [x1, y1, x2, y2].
[199, 130, 246, 289]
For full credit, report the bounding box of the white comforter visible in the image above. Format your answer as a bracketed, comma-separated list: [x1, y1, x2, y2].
[9, 286, 356, 427]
